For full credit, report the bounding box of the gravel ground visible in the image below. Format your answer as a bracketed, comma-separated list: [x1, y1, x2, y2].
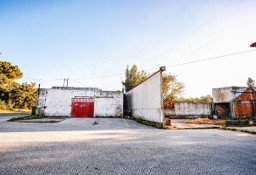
[1, 114, 256, 175]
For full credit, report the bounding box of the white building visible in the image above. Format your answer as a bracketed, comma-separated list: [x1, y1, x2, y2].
[36, 86, 123, 117]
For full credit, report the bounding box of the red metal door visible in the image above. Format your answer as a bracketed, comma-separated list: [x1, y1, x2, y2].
[71, 98, 94, 118]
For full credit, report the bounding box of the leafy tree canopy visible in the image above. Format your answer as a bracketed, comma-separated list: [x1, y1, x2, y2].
[122, 65, 148, 92]
[122, 65, 185, 101]
[162, 73, 184, 101]
[0, 61, 23, 83]
[0, 61, 36, 110]
[176, 95, 213, 103]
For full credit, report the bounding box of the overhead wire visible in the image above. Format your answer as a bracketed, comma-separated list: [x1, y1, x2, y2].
[68, 79, 88, 87]
[165, 49, 256, 68]
[18, 48, 256, 81]
[63, 48, 256, 80]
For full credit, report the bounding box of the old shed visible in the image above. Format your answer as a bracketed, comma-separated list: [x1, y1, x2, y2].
[212, 86, 256, 118]
[36, 86, 123, 117]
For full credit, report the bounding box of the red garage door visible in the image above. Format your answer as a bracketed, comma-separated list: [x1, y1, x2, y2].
[71, 98, 94, 118]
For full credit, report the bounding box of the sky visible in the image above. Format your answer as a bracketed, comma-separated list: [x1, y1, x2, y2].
[0, 0, 256, 97]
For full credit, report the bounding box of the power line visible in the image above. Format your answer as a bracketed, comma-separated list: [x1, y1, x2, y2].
[166, 49, 256, 68]
[68, 79, 88, 87]
[18, 48, 256, 81]
[73, 73, 122, 80]
[77, 48, 256, 79]
[18, 78, 43, 81]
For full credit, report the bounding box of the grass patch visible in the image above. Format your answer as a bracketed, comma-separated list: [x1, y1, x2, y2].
[7, 115, 43, 122]
[185, 118, 226, 126]
[167, 115, 210, 119]
[187, 118, 256, 127]
[132, 116, 163, 128]
[164, 125, 177, 129]
[0, 108, 31, 113]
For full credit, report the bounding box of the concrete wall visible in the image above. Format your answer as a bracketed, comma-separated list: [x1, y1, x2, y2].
[174, 102, 212, 115]
[212, 87, 247, 103]
[125, 69, 164, 124]
[94, 91, 123, 117]
[163, 108, 175, 116]
[36, 87, 123, 117]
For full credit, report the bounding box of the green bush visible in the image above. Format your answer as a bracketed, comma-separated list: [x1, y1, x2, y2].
[132, 116, 163, 128]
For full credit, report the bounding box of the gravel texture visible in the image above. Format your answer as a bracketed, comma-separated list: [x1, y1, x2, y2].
[1, 114, 256, 175]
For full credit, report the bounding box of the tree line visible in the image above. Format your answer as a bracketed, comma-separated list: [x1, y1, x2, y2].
[0, 61, 37, 110]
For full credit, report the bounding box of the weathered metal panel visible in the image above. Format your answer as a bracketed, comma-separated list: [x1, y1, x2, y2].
[174, 102, 212, 115]
[234, 88, 256, 101]
[71, 98, 94, 117]
[233, 88, 256, 117]
[125, 71, 164, 124]
[235, 103, 254, 117]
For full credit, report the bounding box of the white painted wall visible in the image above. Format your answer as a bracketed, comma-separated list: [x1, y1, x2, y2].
[164, 108, 175, 116]
[174, 102, 211, 115]
[94, 91, 123, 117]
[212, 87, 247, 103]
[36, 87, 123, 117]
[125, 71, 164, 123]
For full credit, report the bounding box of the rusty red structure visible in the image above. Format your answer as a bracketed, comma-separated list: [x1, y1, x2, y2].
[212, 87, 256, 118]
[232, 88, 256, 117]
[71, 98, 94, 118]
[250, 42, 256, 47]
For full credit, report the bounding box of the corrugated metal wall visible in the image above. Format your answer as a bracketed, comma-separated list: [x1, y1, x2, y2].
[233, 88, 256, 117]
[125, 70, 164, 124]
